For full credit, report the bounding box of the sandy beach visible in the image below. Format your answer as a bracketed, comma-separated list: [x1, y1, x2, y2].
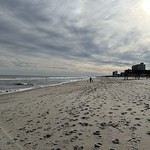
[0, 77, 150, 150]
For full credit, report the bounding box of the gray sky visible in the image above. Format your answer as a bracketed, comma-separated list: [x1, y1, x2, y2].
[0, 0, 150, 76]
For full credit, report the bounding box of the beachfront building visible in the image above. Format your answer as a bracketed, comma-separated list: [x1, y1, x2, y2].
[123, 63, 150, 80]
[132, 63, 146, 71]
[120, 72, 124, 77]
[112, 71, 118, 77]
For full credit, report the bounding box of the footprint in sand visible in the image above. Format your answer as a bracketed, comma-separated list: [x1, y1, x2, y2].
[146, 131, 150, 136]
[112, 138, 120, 144]
[94, 142, 102, 148]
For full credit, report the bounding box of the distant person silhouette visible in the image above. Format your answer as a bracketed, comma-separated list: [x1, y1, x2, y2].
[89, 77, 93, 83]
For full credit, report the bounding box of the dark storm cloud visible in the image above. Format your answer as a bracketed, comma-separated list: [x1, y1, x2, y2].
[0, 0, 150, 75]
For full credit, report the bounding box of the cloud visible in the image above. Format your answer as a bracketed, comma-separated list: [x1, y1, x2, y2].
[0, 0, 150, 76]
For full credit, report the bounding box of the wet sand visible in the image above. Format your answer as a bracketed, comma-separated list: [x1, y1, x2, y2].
[0, 77, 150, 150]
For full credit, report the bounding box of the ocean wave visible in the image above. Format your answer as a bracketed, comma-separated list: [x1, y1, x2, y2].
[14, 82, 28, 85]
[0, 87, 34, 95]
[0, 76, 87, 81]
[0, 78, 87, 95]
[14, 83, 36, 86]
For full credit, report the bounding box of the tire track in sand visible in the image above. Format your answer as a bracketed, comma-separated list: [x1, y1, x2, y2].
[0, 124, 24, 150]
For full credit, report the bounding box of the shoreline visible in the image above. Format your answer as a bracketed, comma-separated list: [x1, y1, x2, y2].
[0, 77, 150, 149]
[0, 78, 88, 96]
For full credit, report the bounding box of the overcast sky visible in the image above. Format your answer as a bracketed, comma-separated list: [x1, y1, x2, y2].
[0, 0, 150, 76]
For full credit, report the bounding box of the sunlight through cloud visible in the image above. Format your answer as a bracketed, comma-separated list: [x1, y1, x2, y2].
[142, 0, 150, 14]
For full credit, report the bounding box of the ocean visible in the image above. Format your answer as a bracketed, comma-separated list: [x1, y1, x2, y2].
[0, 75, 87, 95]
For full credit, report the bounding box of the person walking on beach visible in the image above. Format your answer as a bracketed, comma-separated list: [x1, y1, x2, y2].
[89, 77, 93, 83]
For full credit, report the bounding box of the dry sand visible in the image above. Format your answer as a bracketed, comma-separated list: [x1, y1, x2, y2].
[0, 77, 150, 150]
